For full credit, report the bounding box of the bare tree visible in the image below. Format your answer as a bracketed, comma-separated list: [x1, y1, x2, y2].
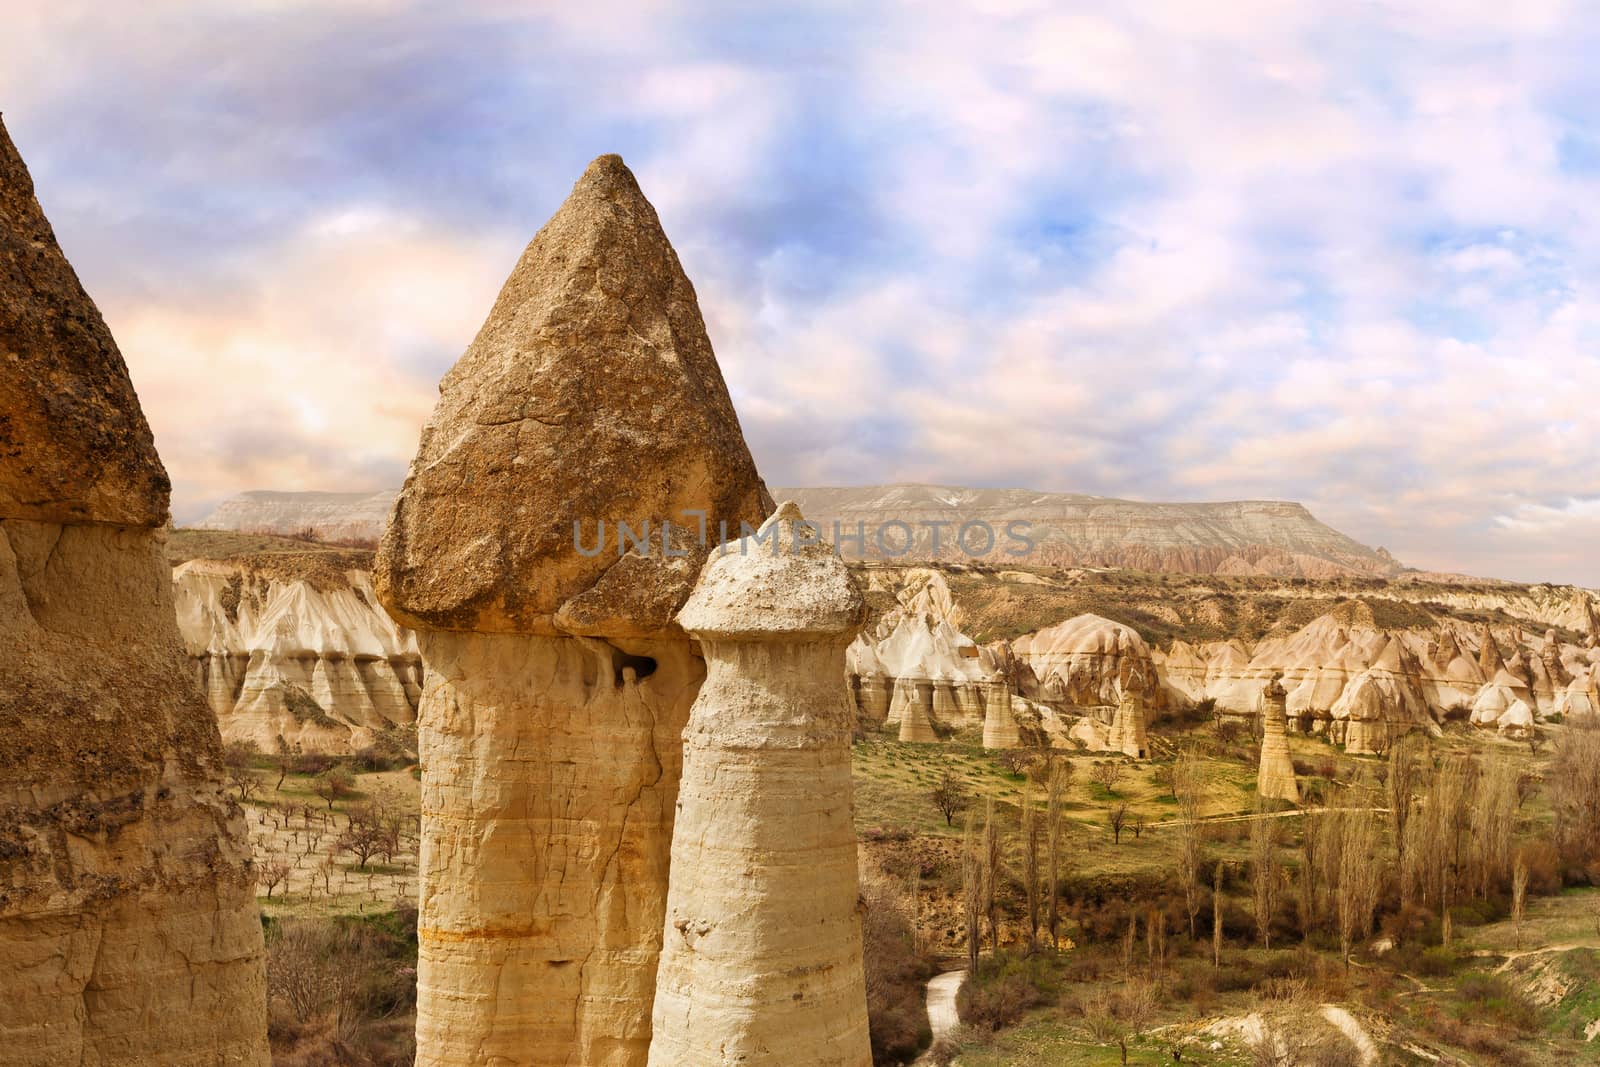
[982, 797, 1003, 954]
[1090, 760, 1124, 795]
[960, 819, 985, 979]
[266, 920, 331, 1021]
[338, 803, 392, 870]
[1109, 802, 1130, 844]
[1131, 814, 1147, 840]
[1552, 721, 1600, 865]
[1512, 852, 1529, 951]
[1174, 753, 1205, 940]
[1251, 801, 1279, 949]
[312, 765, 356, 810]
[1084, 980, 1158, 1067]
[997, 748, 1037, 777]
[272, 735, 296, 791]
[930, 767, 970, 827]
[1022, 784, 1039, 953]
[1145, 906, 1167, 986]
[1047, 761, 1066, 949]
[1470, 757, 1518, 899]
[223, 740, 262, 802]
[1333, 807, 1382, 969]
[1300, 810, 1323, 928]
[1213, 860, 1225, 969]
[1387, 734, 1419, 866]
[257, 856, 292, 900]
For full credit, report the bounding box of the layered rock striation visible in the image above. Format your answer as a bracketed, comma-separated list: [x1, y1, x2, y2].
[173, 554, 422, 752]
[649, 503, 871, 1066]
[0, 118, 268, 1065]
[374, 154, 768, 1067]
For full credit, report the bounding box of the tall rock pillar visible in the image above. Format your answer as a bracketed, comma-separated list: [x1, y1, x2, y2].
[981, 681, 1021, 749]
[1256, 673, 1300, 804]
[898, 679, 938, 742]
[0, 118, 268, 1065]
[1109, 688, 1149, 759]
[375, 154, 769, 1067]
[648, 503, 872, 1067]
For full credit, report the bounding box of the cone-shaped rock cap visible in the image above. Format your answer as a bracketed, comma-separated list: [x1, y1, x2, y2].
[375, 154, 770, 636]
[677, 501, 866, 640]
[0, 116, 169, 525]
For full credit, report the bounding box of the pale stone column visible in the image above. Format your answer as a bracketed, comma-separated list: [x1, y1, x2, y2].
[649, 503, 872, 1066]
[981, 681, 1021, 749]
[931, 677, 964, 731]
[856, 672, 891, 723]
[887, 674, 918, 725]
[898, 679, 938, 742]
[1109, 688, 1149, 758]
[1257, 673, 1300, 804]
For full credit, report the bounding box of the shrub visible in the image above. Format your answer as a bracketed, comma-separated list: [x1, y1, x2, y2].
[956, 952, 1055, 1031]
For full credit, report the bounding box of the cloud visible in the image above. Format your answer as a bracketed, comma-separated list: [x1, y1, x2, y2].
[4, 1, 1600, 583]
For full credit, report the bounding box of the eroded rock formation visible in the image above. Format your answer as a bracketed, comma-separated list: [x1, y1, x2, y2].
[1256, 674, 1300, 803]
[848, 569, 1000, 730]
[0, 118, 268, 1065]
[649, 503, 871, 1066]
[173, 554, 422, 752]
[1108, 687, 1150, 759]
[1012, 614, 1164, 712]
[374, 154, 768, 1067]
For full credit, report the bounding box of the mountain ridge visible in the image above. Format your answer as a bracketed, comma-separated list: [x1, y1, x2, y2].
[196, 483, 1401, 579]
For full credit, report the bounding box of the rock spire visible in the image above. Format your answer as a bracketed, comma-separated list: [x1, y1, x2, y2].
[375, 154, 769, 1066]
[0, 117, 268, 1066]
[648, 503, 872, 1067]
[1256, 672, 1300, 804]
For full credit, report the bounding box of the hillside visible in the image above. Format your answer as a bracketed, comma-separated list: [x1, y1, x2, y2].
[778, 484, 1400, 578]
[196, 483, 1402, 579]
[196, 489, 397, 543]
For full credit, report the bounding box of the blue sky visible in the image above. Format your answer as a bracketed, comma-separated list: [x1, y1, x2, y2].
[5, 0, 1600, 584]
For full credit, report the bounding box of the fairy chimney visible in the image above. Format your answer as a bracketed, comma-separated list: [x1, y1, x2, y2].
[648, 503, 871, 1067]
[374, 154, 769, 1067]
[1257, 672, 1300, 804]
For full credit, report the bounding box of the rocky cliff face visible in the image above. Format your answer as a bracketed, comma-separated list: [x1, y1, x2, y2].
[779, 484, 1401, 578]
[375, 154, 769, 1066]
[172, 553, 421, 753]
[0, 118, 268, 1065]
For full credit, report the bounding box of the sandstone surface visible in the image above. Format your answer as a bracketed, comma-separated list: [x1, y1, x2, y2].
[375, 154, 768, 1067]
[649, 503, 871, 1066]
[0, 117, 268, 1066]
[375, 153, 770, 637]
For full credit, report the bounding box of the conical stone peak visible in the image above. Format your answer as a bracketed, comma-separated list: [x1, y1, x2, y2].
[0, 116, 170, 526]
[375, 153, 770, 636]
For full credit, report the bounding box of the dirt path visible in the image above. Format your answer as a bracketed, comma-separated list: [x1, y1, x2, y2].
[917, 969, 965, 1060]
[1142, 805, 1387, 830]
[1488, 941, 1599, 974]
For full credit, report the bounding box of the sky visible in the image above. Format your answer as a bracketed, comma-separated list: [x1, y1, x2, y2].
[4, 0, 1600, 585]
